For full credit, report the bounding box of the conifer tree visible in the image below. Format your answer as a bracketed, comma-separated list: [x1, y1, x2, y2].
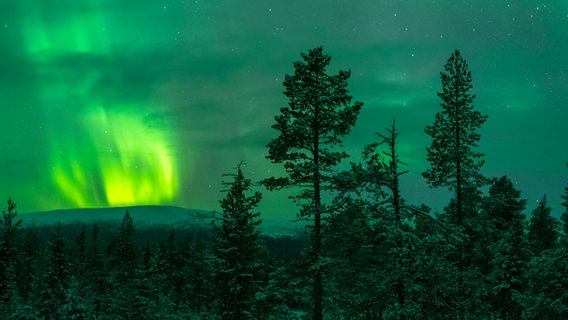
[422, 52, 488, 316]
[86, 223, 106, 317]
[87, 223, 103, 273]
[490, 210, 530, 319]
[561, 212, 568, 248]
[0, 260, 22, 318]
[214, 164, 264, 319]
[378, 120, 412, 316]
[45, 223, 70, 319]
[485, 176, 527, 233]
[60, 277, 94, 320]
[188, 232, 214, 314]
[561, 215, 568, 250]
[561, 163, 568, 246]
[528, 195, 559, 255]
[360, 119, 410, 313]
[0, 198, 21, 302]
[18, 228, 40, 302]
[106, 213, 148, 319]
[73, 225, 87, 277]
[522, 248, 568, 318]
[423, 50, 488, 226]
[263, 46, 362, 319]
[470, 176, 527, 276]
[108, 211, 138, 279]
[153, 230, 187, 309]
[330, 120, 447, 318]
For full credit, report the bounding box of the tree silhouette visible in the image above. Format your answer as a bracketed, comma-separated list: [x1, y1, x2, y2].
[485, 176, 527, 233]
[263, 46, 362, 319]
[0, 198, 21, 308]
[528, 195, 558, 255]
[561, 163, 568, 247]
[423, 49, 487, 226]
[490, 209, 530, 319]
[108, 211, 138, 276]
[214, 163, 263, 319]
[39, 223, 70, 319]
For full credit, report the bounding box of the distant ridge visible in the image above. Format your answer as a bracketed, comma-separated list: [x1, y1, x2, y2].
[20, 205, 213, 227]
[19, 205, 303, 237]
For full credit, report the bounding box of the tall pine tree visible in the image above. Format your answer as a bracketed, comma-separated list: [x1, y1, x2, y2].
[423, 50, 488, 226]
[263, 46, 362, 320]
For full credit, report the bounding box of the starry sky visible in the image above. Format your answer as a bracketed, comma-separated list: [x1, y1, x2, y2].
[1, 1, 567, 220]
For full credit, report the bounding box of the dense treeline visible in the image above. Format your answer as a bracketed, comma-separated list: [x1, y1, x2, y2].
[2, 47, 568, 319]
[0, 202, 311, 319]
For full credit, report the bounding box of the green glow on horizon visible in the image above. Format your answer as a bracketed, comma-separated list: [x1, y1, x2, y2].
[52, 107, 178, 208]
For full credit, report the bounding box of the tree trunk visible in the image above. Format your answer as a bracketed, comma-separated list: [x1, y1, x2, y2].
[313, 94, 323, 320]
[455, 103, 462, 227]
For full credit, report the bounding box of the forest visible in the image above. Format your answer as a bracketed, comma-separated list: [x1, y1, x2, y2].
[1, 47, 568, 319]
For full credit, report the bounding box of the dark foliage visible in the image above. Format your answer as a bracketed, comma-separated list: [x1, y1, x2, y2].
[528, 195, 559, 255]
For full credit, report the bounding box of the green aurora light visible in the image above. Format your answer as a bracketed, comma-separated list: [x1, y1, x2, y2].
[1, 1, 567, 219]
[12, 1, 180, 209]
[50, 107, 178, 208]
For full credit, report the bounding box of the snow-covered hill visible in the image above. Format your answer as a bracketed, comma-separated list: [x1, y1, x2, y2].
[19, 205, 303, 238]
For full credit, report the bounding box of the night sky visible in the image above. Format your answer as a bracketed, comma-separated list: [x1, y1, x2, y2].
[1, 1, 567, 219]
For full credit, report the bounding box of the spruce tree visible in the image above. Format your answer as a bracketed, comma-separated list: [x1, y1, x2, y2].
[0, 198, 21, 303]
[86, 223, 106, 317]
[188, 232, 213, 314]
[45, 223, 70, 319]
[214, 164, 264, 319]
[263, 46, 362, 319]
[0, 260, 22, 318]
[330, 120, 448, 318]
[73, 225, 87, 278]
[108, 211, 138, 279]
[475, 176, 527, 275]
[490, 210, 530, 319]
[523, 248, 568, 318]
[18, 228, 41, 302]
[485, 176, 527, 233]
[153, 230, 187, 309]
[528, 195, 559, 255]
[423, 50, 488, 226]
[106, 212, 148, 319]
[561, 163, 568, 246]
[561, 212, 568, 248]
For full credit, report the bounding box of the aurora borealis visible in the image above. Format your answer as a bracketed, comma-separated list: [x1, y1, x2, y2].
[1, 1, 567, 218]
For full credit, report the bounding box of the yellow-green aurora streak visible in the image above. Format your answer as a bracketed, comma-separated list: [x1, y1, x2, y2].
[51, 107, 178, 207]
